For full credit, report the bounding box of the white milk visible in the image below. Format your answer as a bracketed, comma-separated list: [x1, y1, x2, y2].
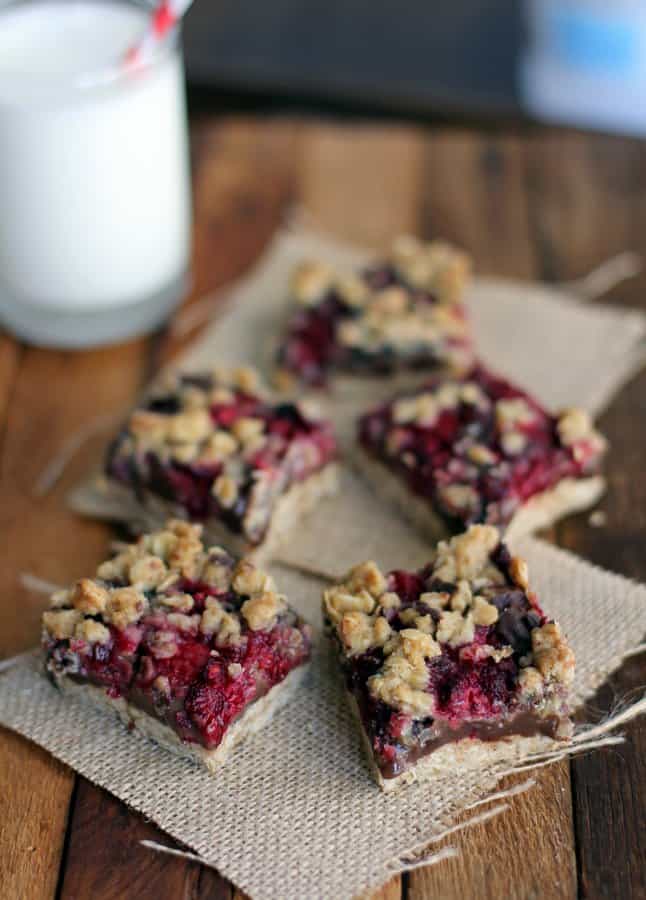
[0, 0, 191, 346]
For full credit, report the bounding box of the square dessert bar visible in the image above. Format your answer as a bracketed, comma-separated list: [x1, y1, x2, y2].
[357, 364, 607, 541]
[43, 520, 312, 770]
[275, 235, 473, 388]
[106, 366, 338, 560]
[323, 525, 575, 791]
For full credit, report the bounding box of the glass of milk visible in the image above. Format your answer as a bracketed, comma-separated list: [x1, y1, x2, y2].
[0, 0, 192, 347]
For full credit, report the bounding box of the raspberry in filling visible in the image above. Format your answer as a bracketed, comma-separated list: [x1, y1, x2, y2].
[43, 521, 312, 758]
[105, 366, 338, 552]
[323, 526, 575, 789]
[358, 363, 607, 533]
[275, 236, 473, 387]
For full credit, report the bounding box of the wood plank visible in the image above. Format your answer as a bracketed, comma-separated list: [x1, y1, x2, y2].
[0, 730, 72, 900]
[523, 130, 646, 284]
[0, 338, 153, 900]
[409, 128, 578, 900]
[525, 129, 646, 900]
[160, 115, 302, 363]
[297, 119, 431, 900]
[421, 129, 536, 277]
[0, 335, 22, 423]
[410, 766, 576, 900]
[59, 780, 231, 900]
[58, 116, 301, 899]
[297, 121, 426, 248]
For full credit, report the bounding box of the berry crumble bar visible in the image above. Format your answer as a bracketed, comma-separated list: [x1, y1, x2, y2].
[105, 366, 338, 561]
[275, 235, 473, 388]
[357, 364, 607, 541]
[43, 520, 312, 770]
[323, 525, 575, 790]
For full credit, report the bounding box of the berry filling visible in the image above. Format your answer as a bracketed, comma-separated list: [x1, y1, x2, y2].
[47, 623, 143, 698]
[358, 364, 606, 530]
[350, 572, 554, 776]
[323, 527, 575, 782]
[43, 521, 312, 752]
[106, 372, 337, 544]
[277, 255, 472, 386]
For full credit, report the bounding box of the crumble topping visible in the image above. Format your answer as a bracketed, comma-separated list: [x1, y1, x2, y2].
[71, 578, 109, 615]
[106, 368, 337, 547]
[242, 591, 287, 632]
[359, 364, 608, 531]
[42, 608, 82, 640]
[212, 473, 239, 508]
[158, 592, 194, 612]
[323, 525, 574, 728]
[390, 235, 471, 300]
[291, 260, 334, 306]
[276, 236, 473, 387]
[42, 521, 312, 752]
[557, 408, 608, 463]
[43, 521, 298, 648]
[104, 587, 148, 629]
[75, 618, 111, 645]
[531, 622, 576, 685]
[369, 628, 441, 718]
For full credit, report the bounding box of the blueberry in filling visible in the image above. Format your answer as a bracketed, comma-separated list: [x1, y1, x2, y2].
[323, 525, 575, 788]
[357, 363, 607, 533]
[275, 236, 473, 387]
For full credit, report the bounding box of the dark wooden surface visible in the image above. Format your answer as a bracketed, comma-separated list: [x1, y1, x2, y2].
[0, 116, 645, 900]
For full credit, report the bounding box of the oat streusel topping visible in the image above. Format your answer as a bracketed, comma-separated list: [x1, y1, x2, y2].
[43, 520, 295, 650]
[276, 236, 473, 387]
[323, 525, 575, 722]
[42, 520, 313, 753]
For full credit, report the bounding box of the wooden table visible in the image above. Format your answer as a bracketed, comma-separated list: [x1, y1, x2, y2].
[1, 113, 645, 900]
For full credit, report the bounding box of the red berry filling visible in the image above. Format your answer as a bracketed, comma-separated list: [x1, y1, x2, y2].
[45, 623, 143, 698]
[45, 577, 311, 750]
[277, 264, 471, 386]
[131, 613, 310, 748]
[340, 558, 553, 777]
[107, 377, 337, 544]
[359, 364, 605, 530]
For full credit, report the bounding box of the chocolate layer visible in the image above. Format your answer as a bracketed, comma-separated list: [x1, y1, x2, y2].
[376, 708, 563, 779]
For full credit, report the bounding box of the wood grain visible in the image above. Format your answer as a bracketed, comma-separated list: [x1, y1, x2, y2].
[0, 731, 72, 900]
[55, 114, 301, 900]
[297, 122, 425, 248]
[409, 767, 576, 900]
[422, 130, 535, 277]
[0, 338, 155, 900]
[411, 128, 578, 900]
[59, 779, 232, 900]
[525, 129, 646, 900]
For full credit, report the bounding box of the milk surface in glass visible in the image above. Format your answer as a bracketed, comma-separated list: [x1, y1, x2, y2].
[0, 0, 191, 347]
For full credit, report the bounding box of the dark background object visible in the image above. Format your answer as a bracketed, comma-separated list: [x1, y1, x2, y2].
[183, 0, 522, 119]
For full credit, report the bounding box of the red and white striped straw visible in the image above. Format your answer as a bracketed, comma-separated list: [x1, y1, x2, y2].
[126, 0, 194, 67]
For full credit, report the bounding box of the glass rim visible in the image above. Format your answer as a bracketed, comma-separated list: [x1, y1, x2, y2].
[0, 0, 181, 104]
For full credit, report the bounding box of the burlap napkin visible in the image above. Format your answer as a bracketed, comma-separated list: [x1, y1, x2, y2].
[0, 541, 645, 900]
